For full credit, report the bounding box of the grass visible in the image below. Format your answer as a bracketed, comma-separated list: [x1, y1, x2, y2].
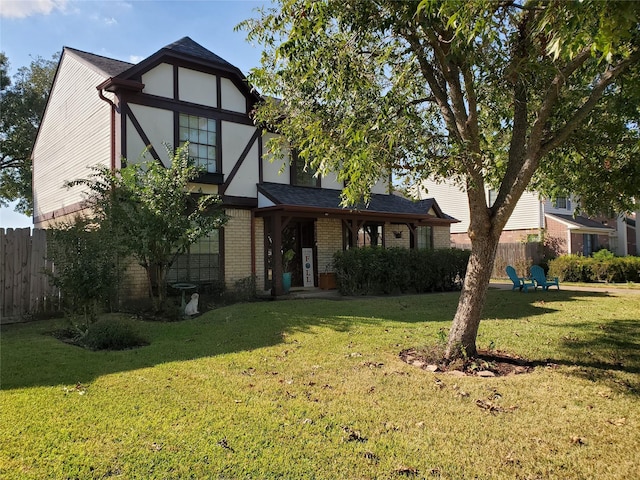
[1, 290, 639, 479]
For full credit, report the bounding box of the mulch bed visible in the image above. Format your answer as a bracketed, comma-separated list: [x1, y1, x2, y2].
[400, 347, 539, 377]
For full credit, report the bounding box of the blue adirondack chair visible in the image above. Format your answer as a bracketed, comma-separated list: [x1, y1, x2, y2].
[506, 266, 535, 292]
[530, 265, 560, 291]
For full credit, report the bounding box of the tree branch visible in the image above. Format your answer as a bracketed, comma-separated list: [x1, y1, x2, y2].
[540, 51, 640, 157]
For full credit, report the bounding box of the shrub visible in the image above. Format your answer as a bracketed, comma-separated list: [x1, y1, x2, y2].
[549, 254, 640, 283]
[333, 248, 470, 295]
[81, 318, 149, 351]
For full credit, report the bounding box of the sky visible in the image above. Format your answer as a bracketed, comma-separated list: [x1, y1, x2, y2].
[0, 0, 274, 228]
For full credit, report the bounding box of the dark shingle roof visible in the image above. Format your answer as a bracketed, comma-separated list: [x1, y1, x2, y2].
[65, 47, 133, 77]
[547, 213, 614, 230]
[258, 182, 454, 219]
[162, 37, 236, 70]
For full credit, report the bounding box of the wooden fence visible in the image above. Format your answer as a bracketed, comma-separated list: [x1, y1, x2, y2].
[1, 228, 58, 324]
[457, 242, 545, 278]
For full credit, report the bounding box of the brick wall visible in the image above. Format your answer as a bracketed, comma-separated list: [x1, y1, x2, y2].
[433, 226, 451, 249]
[384, 224, 411, 248]
[223, 208, 253, 285]
[316, 217, 343, 273]
[545, 216, 568, 255]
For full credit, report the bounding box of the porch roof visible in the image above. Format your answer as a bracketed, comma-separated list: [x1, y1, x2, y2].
[546, 213, 614, 233]
[256, 182, 458, 224]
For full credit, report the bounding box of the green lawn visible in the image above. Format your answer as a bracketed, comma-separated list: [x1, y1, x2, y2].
[1, 290, 639, 479]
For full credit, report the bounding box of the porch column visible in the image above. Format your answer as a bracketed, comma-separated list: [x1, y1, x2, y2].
[616, 215, 628, 256]
[272, 213, 284, 296]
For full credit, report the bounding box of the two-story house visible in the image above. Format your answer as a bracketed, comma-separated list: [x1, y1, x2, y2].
[32, 37, 457, 297]
[419, 179, 638, 256]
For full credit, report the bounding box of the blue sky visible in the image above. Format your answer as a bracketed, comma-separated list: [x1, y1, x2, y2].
[0, 0, 273, 228]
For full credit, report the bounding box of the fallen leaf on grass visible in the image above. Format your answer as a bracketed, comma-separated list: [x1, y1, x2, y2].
[570, 436, 586, 446]
[217, 438, 235, 452]
[394, 465, 419, 476]
[342, 426, 367, 442]
[362, 361, 384, 368]
[151, 442, 163, 451]
[364, 451, 379, 462]
[607, 417, 626, 426]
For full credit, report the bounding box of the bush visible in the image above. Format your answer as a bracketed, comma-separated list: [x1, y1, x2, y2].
[549, 254, 640, 283]
[81, 318, 149, 351]
[333, 248, 470, 295]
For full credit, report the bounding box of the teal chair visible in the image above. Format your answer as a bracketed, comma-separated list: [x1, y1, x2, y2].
[506, 266, 535, 292]
[530, 265, 560, 291]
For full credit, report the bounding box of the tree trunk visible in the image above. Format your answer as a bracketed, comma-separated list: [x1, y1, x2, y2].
[445, 231, 500, 360]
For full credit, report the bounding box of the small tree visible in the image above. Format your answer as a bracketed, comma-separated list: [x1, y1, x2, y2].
[69, 144, 228, 310]
[47, 216, 125, 323]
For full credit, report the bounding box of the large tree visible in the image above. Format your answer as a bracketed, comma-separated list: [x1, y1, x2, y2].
[0, 53, 58, 215]
[242, 0, 640, 359]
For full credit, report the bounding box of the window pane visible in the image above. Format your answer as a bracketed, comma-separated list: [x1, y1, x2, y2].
[179, 114, 188, 127]
[208, 119, 216, 131]
[189, 116, 198, 129]
[208, 132, 216, 145]
[199, 117, 208, 130]
[179, 127, 188, 141]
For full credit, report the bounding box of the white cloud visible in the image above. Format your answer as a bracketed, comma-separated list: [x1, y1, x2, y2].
[104, 16, 117, 26]
[0, 0, 68, 19]
[128, 55, 144, 64]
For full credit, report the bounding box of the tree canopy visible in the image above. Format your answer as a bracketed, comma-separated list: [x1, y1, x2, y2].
[242, 0, 640, 359]
[0, 53, 58, 215]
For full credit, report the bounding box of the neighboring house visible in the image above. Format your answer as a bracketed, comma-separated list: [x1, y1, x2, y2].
[419, 179, 638, 256]
[32, 37, 457, 297]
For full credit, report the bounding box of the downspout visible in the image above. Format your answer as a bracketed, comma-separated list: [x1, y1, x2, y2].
[97, 86, 117, 172]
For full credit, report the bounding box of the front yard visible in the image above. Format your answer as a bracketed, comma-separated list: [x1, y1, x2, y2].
[1, 290, 639, 479]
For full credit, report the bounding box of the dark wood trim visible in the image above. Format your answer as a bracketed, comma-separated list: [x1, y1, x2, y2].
[125, 92, 254, 125]
[123, 104, 162, 162]
[221, 195, 258, 208]
[33, 201, 87, 225]
[194, 172, 224, 184]
[221, 128, 260, 194]
[253, 204, 456, 225]
[258, 133, 264, 184]
[216, 75, 222, 110]
[173, 64, 179, 100]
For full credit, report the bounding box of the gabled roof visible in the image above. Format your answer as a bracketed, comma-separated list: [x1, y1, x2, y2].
[162, 37, 237, 70]
[546, 213, 614, 232]
[257, 183, 457, 223]
[114, 36, 249, 83]
[65, 47, 133, 78]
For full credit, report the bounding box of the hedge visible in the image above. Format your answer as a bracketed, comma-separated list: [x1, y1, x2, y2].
[548, 254, 640, 283]
[333, 247, 471, 296]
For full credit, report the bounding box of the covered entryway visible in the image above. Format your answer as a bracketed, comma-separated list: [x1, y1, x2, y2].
[255, 182, 458, 296]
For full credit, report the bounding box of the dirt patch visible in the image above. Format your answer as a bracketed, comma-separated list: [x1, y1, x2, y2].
[400, 347, 538, 377]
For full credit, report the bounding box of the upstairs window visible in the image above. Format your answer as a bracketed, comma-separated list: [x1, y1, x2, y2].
[179, 114, 217, 173]
[291, 152, 319, 187]
[554, 196, 570, 210]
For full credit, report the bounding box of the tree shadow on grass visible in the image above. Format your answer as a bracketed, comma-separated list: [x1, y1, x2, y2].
[545, 318, 640, 396]
[1, 289, 635, 391]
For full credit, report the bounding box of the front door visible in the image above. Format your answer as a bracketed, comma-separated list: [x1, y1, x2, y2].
[282, 220, 316, 288]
